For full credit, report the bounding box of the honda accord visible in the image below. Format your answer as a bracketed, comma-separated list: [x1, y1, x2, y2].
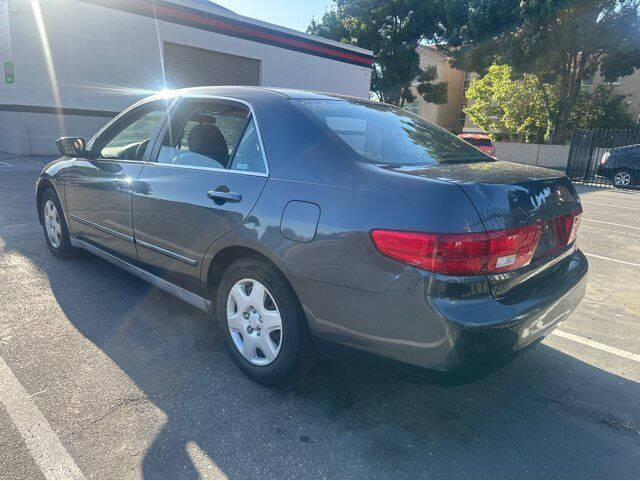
[36, 87, 588, 384]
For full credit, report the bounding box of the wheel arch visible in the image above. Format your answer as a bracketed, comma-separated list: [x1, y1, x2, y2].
[204, 244, 301, 312]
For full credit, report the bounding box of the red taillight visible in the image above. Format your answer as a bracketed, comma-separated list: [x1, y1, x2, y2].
[487, 224, 541, 272]
[371, 208, 583, 276]
[547, 207, 582, 253]
[371, 225, 541, 276]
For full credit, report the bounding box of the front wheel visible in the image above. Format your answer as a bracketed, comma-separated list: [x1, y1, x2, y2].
[612, 169, 634, 188]
[40, 188, 76, 258]
[216, 258, 316, 385]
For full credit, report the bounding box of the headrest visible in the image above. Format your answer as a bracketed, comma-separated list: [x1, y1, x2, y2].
[187, 123, 228, 161]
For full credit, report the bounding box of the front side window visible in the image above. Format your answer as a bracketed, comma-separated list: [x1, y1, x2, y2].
[155, 99, 266, 173]
[92, 100, 168, 160]
[295, 99, 492, 166]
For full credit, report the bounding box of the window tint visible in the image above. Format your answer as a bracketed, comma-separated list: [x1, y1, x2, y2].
[157, 99, 250, 169]
[94, 100, 167, 160]
[230, 118, 266, 173]
[295, 99, 492, 166]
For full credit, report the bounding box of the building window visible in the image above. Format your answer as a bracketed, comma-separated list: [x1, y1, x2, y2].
[457, 104, 467, 131]
[462, 72, 473, 95]
[403, 99, 421, 115]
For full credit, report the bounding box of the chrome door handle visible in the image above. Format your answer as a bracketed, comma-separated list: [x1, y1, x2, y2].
[207, 188, 242, 203]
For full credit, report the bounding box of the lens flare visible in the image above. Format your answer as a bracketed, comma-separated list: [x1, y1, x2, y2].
[30, 0, 64, 133]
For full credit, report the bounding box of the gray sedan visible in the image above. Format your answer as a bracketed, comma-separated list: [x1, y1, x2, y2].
[36, 87, 588, 384]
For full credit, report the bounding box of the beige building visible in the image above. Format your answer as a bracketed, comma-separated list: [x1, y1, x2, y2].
[407, 45, 640, 134]
[583, 69, 640, 122]
[403, 44, 473, 132]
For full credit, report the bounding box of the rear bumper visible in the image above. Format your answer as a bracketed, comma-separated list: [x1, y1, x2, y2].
[296, 248, 588, 373]
[436, 249, 587, 367]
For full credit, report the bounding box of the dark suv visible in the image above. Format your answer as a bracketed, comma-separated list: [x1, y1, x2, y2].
[597, 144, 640, 187]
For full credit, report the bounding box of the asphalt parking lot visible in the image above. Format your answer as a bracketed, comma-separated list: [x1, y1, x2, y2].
[1, 152, 639, 479]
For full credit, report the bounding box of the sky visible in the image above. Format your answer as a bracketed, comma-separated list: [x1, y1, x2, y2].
[211, 0, 334, 33]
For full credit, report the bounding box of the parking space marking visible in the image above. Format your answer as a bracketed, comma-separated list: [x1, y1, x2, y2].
[581, 201, 640, 211]
[582, 218, 640, 230]
[553, 330, 640, 364]
[0, 356, 84, 480]
[583, 252, 640, 268]
[0, 161, 14, 167]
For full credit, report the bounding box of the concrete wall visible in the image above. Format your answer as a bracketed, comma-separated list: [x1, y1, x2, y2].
[494, 142, 570, 169]
[0, 0, 372, 155]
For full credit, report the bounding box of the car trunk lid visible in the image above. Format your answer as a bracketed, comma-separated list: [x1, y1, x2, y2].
[382, 161, 582, 298]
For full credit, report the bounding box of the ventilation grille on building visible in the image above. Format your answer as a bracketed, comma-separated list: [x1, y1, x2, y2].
[164, 42, 260, 88]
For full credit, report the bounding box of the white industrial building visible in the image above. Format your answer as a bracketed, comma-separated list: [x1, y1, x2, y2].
[0, 0, 373, 154]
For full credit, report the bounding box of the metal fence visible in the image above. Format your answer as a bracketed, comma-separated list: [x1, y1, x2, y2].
[566, 128, 640, 189]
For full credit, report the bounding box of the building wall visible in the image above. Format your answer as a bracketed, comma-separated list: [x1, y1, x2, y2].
[588, 69, 640, 122]
[408, 45, 468, 132]
[494, 142, 569, 169]
[0, 0, 372, 154]
[435, 60, 465, 131]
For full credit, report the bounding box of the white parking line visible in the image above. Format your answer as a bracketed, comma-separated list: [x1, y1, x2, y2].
[583, 252, 640, 268]
[581, 201, 640, 211]
[0, 161, 14, 167]
[0, 356, 84, 479]
[552, 330, 640, 364]
[582, 218, 640, 230]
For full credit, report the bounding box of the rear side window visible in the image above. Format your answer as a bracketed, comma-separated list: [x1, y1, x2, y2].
[155, 98, 267, 174]
[294, 99, 492, 166]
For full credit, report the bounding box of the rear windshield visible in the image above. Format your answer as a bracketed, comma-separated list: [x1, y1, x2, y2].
[463, 137, 493, 147]
[294, 99, 492, 166]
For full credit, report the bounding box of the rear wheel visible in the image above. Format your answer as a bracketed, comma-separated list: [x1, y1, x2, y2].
[40, 188, 75, 258]
[216, 258, 316, 385]
[612, 169, 633, 188]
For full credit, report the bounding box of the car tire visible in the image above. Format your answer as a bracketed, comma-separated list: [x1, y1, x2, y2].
[216, 257, 317, 385]
[612, 169, 634, 188]
[40, 188, 76, 258]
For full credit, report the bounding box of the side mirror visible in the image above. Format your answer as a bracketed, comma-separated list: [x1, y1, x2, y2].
[56, 137, 87, 157]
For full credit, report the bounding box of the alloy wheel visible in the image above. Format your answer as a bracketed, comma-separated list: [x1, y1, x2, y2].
[613, 171, 631, 186]
[44, 200, 62, 248]
[227, 278, 283, 366]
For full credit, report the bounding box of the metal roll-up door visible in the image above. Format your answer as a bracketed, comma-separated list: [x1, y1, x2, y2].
[164, 42, 260, 88]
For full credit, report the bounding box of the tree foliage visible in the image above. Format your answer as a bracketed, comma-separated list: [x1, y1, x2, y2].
[442, 0, 640, 143]
[307, 0, 448, 105]
[466, 65, 636, 142]
[464, 65, 552, 143]
[570, 84, 636, 129]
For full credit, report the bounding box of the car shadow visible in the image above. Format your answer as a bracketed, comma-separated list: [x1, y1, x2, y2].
[2, 209, 639, 478]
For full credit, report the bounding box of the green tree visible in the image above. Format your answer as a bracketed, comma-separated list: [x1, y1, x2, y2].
[442, 0, 640, 143]
[308, 0, 448, 106]
[570, 84, 636, 129]
[465, 65, 552, 143]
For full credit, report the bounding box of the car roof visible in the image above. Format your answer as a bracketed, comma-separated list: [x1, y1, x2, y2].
[167, 85, 362, 101]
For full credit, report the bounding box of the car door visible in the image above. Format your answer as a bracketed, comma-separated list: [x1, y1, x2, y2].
[64, 98, 170, 261]
[132, 96, 268, 293]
